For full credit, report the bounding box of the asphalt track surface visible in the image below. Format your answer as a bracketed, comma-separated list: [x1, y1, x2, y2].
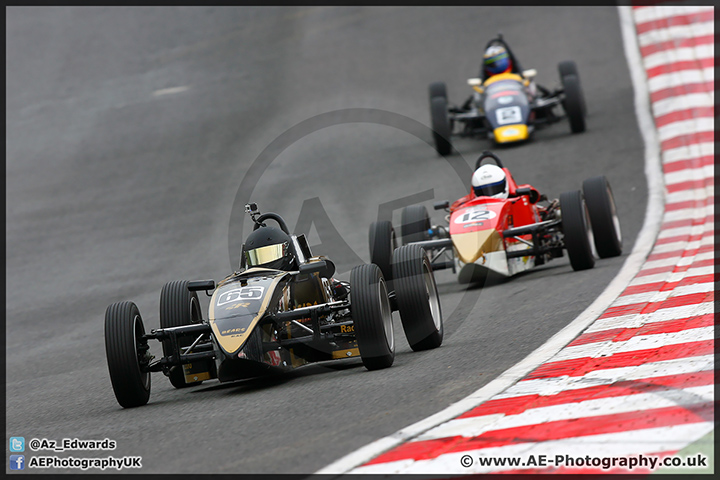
[6, 7, 648, 474]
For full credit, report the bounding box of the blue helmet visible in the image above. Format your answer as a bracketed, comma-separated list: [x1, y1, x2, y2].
[483, 45, 512, 76]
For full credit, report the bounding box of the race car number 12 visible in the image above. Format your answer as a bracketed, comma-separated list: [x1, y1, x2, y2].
[455, 208, 497, 224]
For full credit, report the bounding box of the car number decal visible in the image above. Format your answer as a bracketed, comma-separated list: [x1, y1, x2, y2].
[216, 286, 265, 306]
[496, 106, 522, 125]
[454, 207, 497, 224]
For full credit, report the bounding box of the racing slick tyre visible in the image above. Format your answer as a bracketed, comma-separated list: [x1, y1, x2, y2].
[558, 60, 578, 78]
[105, 301, 151, 408]
[401, 205, 431, 245]
[558, 60, 586, 116]
[430, 96, 452, 156]
[429, 81, 447, 100]
[560, 190, 595, 271]
[561, 74, 586, 134]
[392, 245, 443, 351]
[368, 220, 397, 288]
[350, 264, 395, 370]
[583, 175, 622, 258]
[558, 60, 587, 115]
[160, 280, 204, 388]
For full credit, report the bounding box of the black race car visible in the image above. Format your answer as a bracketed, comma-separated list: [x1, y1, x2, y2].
[104, 204, 443, 408]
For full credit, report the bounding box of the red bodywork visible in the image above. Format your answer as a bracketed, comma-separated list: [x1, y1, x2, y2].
[449, 168, 542, 238]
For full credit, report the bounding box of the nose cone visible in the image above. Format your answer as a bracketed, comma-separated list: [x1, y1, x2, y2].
[493, 124, 528, 143]
[452, 230, 503, 264]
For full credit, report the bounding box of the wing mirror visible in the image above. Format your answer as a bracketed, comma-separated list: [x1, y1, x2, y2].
[522, 69, 537, 79]
[434, 200, 450, 210]
[467, 78, 482, 86]
[298, 260, 335, 278]
[515, 187, 540, 204]
[188, 279, 216, 292]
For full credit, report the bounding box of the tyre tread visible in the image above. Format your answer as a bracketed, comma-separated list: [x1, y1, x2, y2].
[560, 190, 595, 271]
[105, 301, 151, 408]
[350, 264, 394, 370]
[392, 245, 443, 351]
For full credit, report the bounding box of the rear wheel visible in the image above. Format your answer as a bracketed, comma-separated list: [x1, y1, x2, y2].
[560, 190, 595, 271]
[430, 96, 452, 156]
[558, 60, 586, 116]
[583, 176, 622, 258]
[105, 301, 151, 408]
[392, 245, 443, 351]
[350, 264, 395, 370]
[160, 280, 203, 388]
[368, 220, 396, 286]
[558, 60, 579, 79]
[561, 74, 586, 133]
[429, 81, 447, 100]
[400, 205, 431, 245]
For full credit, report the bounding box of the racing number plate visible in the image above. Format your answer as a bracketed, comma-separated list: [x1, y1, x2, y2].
[216, 286, 265, 306]
[454, 206, 497, 224]
[495, 106, 522, 125]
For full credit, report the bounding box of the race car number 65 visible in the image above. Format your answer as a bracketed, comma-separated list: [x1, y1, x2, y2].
[216, 286, 265, 306]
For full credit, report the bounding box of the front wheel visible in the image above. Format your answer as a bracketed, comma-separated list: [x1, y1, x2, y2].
[392, 245, 443, 351]
[430, 96, 452, 156]
[560, 190, 595, 271]
[583, 176, 622, 258]
[105, 301, 152, 408]
[350, 264, 395, 370]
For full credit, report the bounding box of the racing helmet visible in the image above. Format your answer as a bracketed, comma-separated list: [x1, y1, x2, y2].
[472, 164, 508, 199]
[243, 226, 297, 271]
[483, 44, 512, 76]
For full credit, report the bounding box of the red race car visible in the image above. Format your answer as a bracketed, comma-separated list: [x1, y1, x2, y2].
[369, 151, 622, 284]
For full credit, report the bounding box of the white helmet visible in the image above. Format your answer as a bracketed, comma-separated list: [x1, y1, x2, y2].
[471, 164, 508, 199]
